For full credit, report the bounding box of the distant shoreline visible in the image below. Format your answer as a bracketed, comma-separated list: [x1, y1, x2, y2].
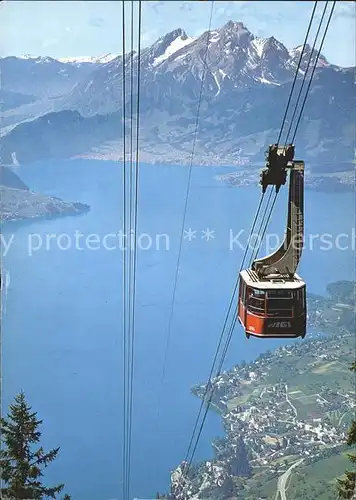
[1, 205, 90, 228]
[71, 153, 355, 193]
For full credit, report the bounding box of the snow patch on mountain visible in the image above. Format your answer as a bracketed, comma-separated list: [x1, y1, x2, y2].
[153, 34, 195, 66]
[257, 76, 280, 85]
[213, 72, 221, 96]
[15, 55, 54, 63]
[251, 38, 268, 58]
[210, 31, 220, 44]
[2, 54, 118, 65]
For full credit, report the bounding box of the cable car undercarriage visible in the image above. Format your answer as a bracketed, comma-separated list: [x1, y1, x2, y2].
[238, 144, 307, 339]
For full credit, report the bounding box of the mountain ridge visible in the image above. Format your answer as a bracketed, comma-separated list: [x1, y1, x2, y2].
[1, 21, 354, 179]
[59, 20, 343, 118]
[0, 54, 98, 99]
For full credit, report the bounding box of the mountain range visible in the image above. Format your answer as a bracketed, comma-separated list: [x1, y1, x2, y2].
[0, 21, 354, 171]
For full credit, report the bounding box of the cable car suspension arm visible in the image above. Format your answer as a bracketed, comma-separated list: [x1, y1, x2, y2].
[253, 145, 304, 278]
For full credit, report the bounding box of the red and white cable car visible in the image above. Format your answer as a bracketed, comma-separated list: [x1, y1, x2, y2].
[238, 144, 307, 339]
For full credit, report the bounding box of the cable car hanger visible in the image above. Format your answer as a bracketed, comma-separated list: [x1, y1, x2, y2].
[238, 144, 307, 339]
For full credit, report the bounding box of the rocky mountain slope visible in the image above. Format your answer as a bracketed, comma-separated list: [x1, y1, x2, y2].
[0, 55, 101, 98]
[0, 21, 354, 169]
[0, 166, 90, 223]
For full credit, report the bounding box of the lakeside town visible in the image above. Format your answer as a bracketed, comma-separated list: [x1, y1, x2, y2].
[169, 281, 355, 499]
[73, 141, 355, 193]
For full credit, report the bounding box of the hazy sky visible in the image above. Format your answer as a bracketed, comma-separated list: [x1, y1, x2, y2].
[0, 1, 355, 66]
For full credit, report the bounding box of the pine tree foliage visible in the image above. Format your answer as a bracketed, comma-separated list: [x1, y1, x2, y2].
[0, 391, 71, 499]
[337, 362, 356, 499]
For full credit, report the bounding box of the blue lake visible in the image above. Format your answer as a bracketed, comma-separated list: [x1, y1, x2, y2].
[2, 159, 354, 499]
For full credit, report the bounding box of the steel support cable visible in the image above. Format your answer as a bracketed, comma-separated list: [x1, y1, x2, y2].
[188, 205, 276, 471]
[283, 0, 329, 147]
[251, 2, 319, 275]
[128, 0, 135, 317]
[123, 4, 134, 497]
[255, 4, 338, 311]
[184, 187, 275, 483]
[217, 197, 277, 393]
[126, 2, 143, 499]
[179, 4, 329, 486]
[249, 186, 272, 256]
[177, 193, 265, 492]
[154, 0, 215, 433]
[183, 192, 265, 463]
[186, 220, 259, 469]
[254, 1, 335, 265]
[247, 186, 274, 263]
[250, 190, 279, 265]
[187, 10, 339, 476]
[124, 3, 135, 499]
[251, 2, 326, 266]
[291, 1, 336, 144]
[276, 0, 318, 145]
[121, 2, 128, 499]
[255, 2, 318, 268]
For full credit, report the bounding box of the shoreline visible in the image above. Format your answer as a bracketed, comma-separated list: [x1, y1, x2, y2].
[71, 153, 355, 193]
[1, 205, 90, 228]
[2, 157, 353, 225]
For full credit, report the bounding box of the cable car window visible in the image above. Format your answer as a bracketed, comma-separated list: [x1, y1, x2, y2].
[247, 288, 265, 300]
[266, 289, 293, 317]
[267, 289, 292, 299]
[247, 287, 265, 315]
[266, 300, 293, 317]
[293, 287, 306, 316]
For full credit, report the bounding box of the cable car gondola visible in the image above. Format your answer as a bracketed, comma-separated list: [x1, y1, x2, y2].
[238, 144, 307, 339]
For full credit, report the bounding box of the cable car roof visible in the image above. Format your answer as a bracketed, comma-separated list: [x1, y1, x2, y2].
[240, 269, 305, 289]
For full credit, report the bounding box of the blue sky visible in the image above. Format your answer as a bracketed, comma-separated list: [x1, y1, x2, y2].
[0, 1, 354, 66]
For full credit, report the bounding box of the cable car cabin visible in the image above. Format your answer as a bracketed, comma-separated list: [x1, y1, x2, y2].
[238, 269, 306, 339]
[237, 145, 307, 339]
